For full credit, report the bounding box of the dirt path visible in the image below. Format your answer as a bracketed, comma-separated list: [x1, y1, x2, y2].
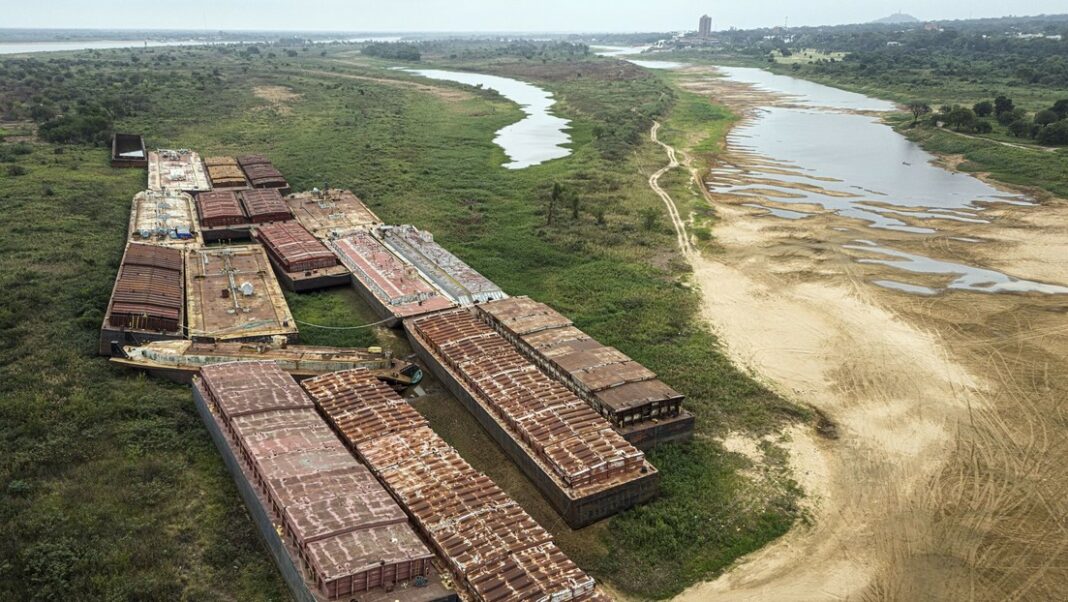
[942, 127, 1059, 153]
[649, 121, 694, 258]
[652, 67, 1068, 600]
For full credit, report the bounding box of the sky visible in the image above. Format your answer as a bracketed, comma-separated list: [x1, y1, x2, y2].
[3, 0, 1065, 32]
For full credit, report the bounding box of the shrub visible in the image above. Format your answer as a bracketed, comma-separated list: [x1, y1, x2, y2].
[38, 114, 112, 145]
[361, 42, 421, 61]
[1008, 118, 1033, 138]
[1034, 109, 1059, 126]
[1036, 120, 1068, 145]
[7, 164, 27, 176]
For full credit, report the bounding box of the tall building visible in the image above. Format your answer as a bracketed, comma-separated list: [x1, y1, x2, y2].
[699, 14, 712, 36]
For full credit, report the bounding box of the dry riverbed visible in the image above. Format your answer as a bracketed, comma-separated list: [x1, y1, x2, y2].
[666, 65, 1068, 600]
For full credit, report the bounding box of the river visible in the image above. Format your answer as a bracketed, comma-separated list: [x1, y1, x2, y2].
[598, 44, 1067, 295]
[0, 36, 402, 56]
[704, 65, 1068, 294]
[404, 68, 571, 170]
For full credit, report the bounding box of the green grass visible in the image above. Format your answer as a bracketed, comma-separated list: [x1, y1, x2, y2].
[902, 125, 1068, 199]
[1, 45, 806, 600]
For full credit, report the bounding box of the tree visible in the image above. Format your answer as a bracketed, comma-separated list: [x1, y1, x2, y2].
[568, 191, 581, 220]
[1036, 120, 1068, 145]
[1034, 109, 1059, 126]
[973, 100, 993, 117]
[547, 182, 562, 226]
[640, 207, 660, 231]
[908, 100, 931, 125]
[997, 107, 1026, 125]
[994, 94, 1014, 116]
[1053, 99, 1068, 119]
[1008, 118, 1033, 138]
[945, 106, 977, 132]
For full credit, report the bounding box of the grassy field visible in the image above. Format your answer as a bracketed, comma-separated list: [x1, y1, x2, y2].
[0, 45, 806, 600]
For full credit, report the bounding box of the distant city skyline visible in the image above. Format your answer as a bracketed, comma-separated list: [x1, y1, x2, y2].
[4, 1, 1067, 32]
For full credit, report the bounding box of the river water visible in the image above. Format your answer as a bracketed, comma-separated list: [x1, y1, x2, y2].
[704, 66, 1068, 294]
[404, 68, 570, 169]
[0, 36, 402, 56]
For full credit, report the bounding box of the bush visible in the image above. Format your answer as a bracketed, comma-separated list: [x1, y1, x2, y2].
[38, 114, 112, 145]
[6, 164, 27, 176]
[1036, 120, 1068, 145]
[361, 42, 421, 61]
[1034, 109, 1059, 126]
[1053, 99, 1068, 119]
[975, 120, 993, 134]
[1008, 118, 1034, 138]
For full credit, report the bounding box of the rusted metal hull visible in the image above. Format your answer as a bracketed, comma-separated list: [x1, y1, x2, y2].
[330, 232, 455, 326]
[303, 369, 610, 601]
[477, 296, 694, 449]
[404, 317, 659, 528]
[191, 375, 455, 602]
[99, 243, 185, 357]
[111, 133, 147, 168]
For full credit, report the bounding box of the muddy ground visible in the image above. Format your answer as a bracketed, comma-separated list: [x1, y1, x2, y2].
[671, 66, 1068, 601]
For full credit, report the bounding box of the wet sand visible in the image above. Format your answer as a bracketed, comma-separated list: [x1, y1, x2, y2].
[670, 66, 1068, 600]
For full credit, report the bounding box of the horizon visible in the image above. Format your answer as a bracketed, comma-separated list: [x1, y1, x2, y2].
[4, 1, 1067, 34]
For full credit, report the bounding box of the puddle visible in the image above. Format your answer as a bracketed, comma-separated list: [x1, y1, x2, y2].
[741, 203, 813, 219]
[872, 280, 940, 296]
[846, 242, 1068, 295]
[405, 68, 571, 169]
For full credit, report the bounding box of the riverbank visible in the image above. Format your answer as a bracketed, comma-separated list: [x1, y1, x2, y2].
[653, 62, 1068, 600]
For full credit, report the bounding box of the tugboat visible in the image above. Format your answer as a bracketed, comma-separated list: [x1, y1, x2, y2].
[110, 338, 422, 389]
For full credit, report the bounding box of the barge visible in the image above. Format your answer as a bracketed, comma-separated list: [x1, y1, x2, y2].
[377, 225, 507, 306]
[477, 297, 694, 449]
[241, 188, 293, 223]
[253, 221, 350, 291]
[302, 368, 612, 602]
[193, 362, 456, 602]
[148, 149, 210, 192]
[196, 189, 249, 242]
[238, 154, 290, 193]
[204, 156, 249, 189]
[286, 189, 380, 239]
[405, 309, 659, 528]
[128, 189, 200, 246]
[110, 133, 147, 168]
[184, 245, 299, 344]
[111, 339, 422, 386]
[99, 242, 185, 356]
[329, 231, 454, 327]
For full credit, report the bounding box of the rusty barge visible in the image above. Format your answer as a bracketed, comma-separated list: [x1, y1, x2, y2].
[184, 244, 299, 344]
[302, 368, 612, 602]
[477, 297, 694, 449]
[329, 231, 455, 327]
[404, 308, 659, 528]
[193, 362, 456, 602]
[99, 242, 185, 356]
[253, 221, 350, 292]
[111, 339, 421, 386]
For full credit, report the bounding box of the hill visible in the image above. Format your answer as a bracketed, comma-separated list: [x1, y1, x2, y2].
[872, 13, 920, 24]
